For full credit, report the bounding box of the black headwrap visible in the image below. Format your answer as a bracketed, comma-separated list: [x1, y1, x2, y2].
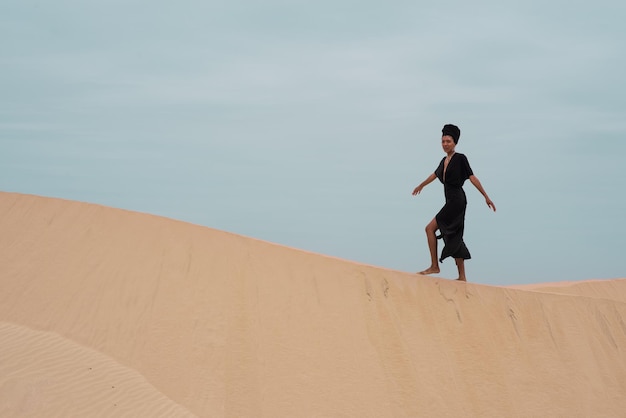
[442, 124, 461, 144]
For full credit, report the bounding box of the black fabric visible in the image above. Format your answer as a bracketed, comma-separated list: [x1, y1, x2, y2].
[442, 124, 461, 144]
[434, 153, 474, 262]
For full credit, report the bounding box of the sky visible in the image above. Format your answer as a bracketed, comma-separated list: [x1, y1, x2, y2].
[2, 0, 625, 285]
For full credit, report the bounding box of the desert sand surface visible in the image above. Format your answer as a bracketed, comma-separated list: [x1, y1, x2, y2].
[1, 191, 625, 417]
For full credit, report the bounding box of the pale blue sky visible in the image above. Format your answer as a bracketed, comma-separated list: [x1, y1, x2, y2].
[2, 0, 625, 285]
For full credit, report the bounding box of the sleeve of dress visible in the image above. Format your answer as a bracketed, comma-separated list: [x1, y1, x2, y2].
[461, 154, 474, 179]
[434, 158, 445, 181]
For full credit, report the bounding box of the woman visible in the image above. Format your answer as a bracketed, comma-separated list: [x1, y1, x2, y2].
[412, 124, 496, 281]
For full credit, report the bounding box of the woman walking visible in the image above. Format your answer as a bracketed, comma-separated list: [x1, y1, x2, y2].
[412, 124, 496, 281]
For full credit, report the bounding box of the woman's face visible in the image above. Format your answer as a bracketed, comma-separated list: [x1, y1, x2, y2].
[441, 135, 456, 154]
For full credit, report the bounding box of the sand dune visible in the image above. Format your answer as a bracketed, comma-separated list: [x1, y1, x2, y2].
[1, 191, 625, 417]
[510, 280, 626, 304]
[0, 322, 195, 417]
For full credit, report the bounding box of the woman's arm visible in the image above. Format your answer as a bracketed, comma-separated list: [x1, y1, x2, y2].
[412, 172, 437, 196]
[469, 175, 496, 211]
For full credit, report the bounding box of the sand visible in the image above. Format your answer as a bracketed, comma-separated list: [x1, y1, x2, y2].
[1, 191, 625, 417]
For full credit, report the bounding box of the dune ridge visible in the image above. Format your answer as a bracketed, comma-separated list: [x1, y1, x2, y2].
[1, 191, 625, 417]
[510, 280, 626, 304]
[0, 321, 195, 417]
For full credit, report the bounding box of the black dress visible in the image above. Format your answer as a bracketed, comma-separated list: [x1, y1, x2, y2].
[434, 153, 474, 262]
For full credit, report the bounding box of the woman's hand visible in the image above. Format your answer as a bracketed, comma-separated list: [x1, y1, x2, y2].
[469, 175, 496, 212]
[412, 173, 437, 196]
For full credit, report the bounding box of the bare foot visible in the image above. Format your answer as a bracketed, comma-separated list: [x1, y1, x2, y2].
[417, 267, 440, 275]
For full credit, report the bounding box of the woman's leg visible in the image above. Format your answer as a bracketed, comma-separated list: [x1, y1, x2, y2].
[418, 218, 440, 275]
[455, 258, 467, 281]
